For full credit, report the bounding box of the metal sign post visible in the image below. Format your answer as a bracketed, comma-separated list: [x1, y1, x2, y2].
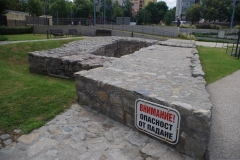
[135, 99, 181, 145]
[236, 30, 240, 59]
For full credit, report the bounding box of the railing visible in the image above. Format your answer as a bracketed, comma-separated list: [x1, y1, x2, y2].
[98, 23, 174, 38]
[49, 18, 175, 38]
[26, 16, 49, 25]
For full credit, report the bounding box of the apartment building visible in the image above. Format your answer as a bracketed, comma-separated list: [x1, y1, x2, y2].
[129, 0, 156, 17]
[175, 0, 196, 20]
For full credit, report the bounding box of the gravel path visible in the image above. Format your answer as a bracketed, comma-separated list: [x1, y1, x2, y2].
[207, 70, 240, 160]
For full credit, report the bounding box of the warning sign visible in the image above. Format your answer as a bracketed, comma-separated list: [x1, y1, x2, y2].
[135, 99, 180, 145]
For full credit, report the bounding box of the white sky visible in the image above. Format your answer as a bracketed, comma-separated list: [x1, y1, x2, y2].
[158, 0, 176, 9]
[69, 0, 176, 9]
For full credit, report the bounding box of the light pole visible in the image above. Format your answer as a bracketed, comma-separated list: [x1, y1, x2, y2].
[230, 0, 237, 29]
[93, 0, 96, 26]
[122, 2, 124, 25]
[104, 0, 106, 24]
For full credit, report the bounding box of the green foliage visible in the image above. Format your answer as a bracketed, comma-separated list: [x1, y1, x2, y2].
[28, 0, 43, 16]
[6, 0, 28, 12]
[100, 0, 113, 20]
[185, 3, 201, 24]
[178, 32, 195, 40]
[112, 1, 123, 21]
[144, 1, 168, 24]
[0, 26, 33, 35]
[201, 0, 232, 22]
[234, 25, 240, 29]
[123, 0, 133, 18]
[73, 0, 93, 18]
[198, 46, 240, 84]
[0, 35, 8, 41]
[50, 0, 72, 18]
[234, 4, 240, 22]
[195, 24, 221, 29]
[135, 9, 151, 25]
[0, 0, 8, 14]
[0, 40, 80, 133]
[180, 24, 196, 28]
[163, 10, 173, 26]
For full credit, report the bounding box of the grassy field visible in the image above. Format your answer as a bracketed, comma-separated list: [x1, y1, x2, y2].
[1, 34, 82, 41]
[197, 46, 240, 84]
[0, 39, 83, 134]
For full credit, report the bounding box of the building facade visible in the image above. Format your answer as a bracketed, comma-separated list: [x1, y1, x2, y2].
[129, 0, 156, 17]
[175, 0, 196, 21]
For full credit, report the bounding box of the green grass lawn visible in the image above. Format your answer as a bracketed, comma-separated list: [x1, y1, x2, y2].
[1, 33, 82, 41]
[0, 39, 83, 134]
[197, 46, 240, 84]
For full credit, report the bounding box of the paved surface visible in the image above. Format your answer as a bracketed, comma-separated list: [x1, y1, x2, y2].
[207, 70, 240, 160]
[0, 104, 193, 160]
[195, 41, 229, 48]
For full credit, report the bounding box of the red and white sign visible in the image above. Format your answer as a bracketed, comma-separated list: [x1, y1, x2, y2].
[135, 99, 181, 145]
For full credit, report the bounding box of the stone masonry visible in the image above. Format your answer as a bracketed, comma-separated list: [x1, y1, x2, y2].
[75, 39, 212, 159]
[28, 37, 158, 78]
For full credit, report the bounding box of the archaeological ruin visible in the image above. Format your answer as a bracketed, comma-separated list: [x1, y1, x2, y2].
[28, 37, 212, 159]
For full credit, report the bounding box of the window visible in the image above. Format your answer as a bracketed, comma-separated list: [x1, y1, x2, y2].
[182, 2, 190, 5]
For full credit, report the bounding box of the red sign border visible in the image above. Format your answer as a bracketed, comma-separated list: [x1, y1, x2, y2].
[135, 99, 181, 145]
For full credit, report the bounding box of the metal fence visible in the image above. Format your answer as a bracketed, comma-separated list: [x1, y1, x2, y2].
[26, 16, 49, 25]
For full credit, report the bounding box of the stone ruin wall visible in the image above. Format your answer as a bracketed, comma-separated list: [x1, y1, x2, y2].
[28, 37, 212, 159]
[28, 37, 158, 78]
[74, 39, 212, 159]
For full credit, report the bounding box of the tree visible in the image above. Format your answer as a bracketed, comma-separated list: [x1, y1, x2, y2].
[135, 9, 151, 24]
[7, 0, 28, 12]
[100, 0, 113, 21]
[163, 9, 175, 25]
[201, 0, 232, 22]
[112, 1, 123, 21]
[0, 0, 8, 14]
[123, 0, 133, 17]
[234, 3, 240, 22]
[28, 0, 43, 16]
[72, 0, 93, 18]
[50, 0, 72, 18]
[185, 3, 201, 24]
[144, 1, 168, 24]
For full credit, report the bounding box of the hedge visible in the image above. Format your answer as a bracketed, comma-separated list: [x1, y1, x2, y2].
[0, 26, 33, 35]
[0, 35, 8, 41]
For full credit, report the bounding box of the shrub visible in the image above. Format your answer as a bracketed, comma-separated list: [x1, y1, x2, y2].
[195, 24, 229, 29]
[0, 26, 33, 35]
[0, 35, 8, 41]
[234, 25, 240, 29]
[180, 24, 196, 28]
[195, 24, 214, 29]
[178, 32, 195, 40]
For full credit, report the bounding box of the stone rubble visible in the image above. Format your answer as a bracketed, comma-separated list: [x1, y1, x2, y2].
[0, 104, 193, 160]
[75, 39, 212, 159]
[28, 37, 158, 78]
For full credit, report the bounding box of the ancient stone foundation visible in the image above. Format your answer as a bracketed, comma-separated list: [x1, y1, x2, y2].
[28, 37, 158, 78]
[75, 39, 212, 159]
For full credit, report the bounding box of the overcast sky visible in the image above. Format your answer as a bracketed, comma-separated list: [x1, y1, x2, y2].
[158, 0, 176, 9]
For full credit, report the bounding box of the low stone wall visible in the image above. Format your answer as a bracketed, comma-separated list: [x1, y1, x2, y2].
[28, 37, 158, 78]
[75, 39, 212, 159]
